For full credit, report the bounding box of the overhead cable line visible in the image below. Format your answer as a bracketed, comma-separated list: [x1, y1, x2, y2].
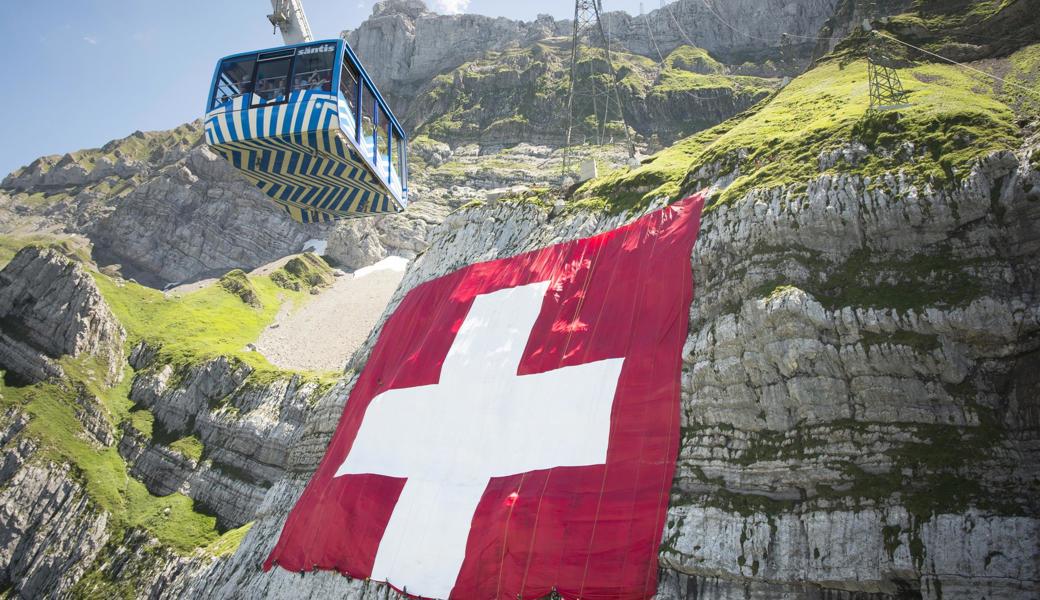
[663, 0, 704, 49]
[592, 1, 638, 160]
[644, 8, 719, 102]
[644, 7, 668, 62]
[563, 0, 638, 179]
[693, 0, 1037, 103]
[696, 0, 841, 44]
[874, 31, 1040, 101]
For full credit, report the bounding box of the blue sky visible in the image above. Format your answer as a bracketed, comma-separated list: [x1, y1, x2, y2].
[0, 1, 647, 177]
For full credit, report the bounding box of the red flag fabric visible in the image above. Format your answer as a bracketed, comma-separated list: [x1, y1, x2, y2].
[264, 194, 705, 600]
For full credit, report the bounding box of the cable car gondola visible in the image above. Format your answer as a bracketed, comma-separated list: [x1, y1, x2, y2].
[204, 39, 408, 224]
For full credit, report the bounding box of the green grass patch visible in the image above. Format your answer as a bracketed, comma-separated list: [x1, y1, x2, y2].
[271, 253, 334, 291]
[1003, 44, 1040, 116]
[580, 57, 1020, 213]
[906, 0, 1016, 30]
[169, 435, 204, 462]
[699, 59, 1018, 207]
[218, 269, 262, 308]
[652, 70, 771, 95]
[128, 409, 154, 438]
[94, 266, 340, 390]
[663, 45, 724, 74]
[0, 379, 222, 553]
[0, 237, 90, 269]
[56, 354, 134, 425]
[205, 521, 253, 557]
[94, 270, 298, 374]
[573, 105, 758, 212]
[650, 46, 776, 103]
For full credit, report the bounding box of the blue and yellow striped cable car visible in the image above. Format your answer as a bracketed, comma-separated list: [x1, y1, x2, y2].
[204, 39, 408, 224]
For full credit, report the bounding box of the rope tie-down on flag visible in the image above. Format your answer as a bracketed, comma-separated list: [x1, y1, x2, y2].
[264, 193, 706, 600]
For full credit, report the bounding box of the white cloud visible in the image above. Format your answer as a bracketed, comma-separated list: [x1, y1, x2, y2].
[432, 0, 470, 14]
[82, 36, 98, 45]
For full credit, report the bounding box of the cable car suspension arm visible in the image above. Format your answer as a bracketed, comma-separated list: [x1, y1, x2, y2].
[267, 0, 314, 45]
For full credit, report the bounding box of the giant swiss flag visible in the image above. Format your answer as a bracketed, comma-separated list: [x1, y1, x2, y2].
[265, 194, 705, 599]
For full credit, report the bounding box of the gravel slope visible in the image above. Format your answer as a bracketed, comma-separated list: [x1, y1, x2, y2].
[256, 258, 406, 372]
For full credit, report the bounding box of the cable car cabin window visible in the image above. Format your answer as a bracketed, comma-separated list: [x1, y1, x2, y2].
[211, 55, 256, 111]
[398, 131, 407, 188]
[390, 128, 403, 183]
[251, 55, 292, 107]
[340, 61, 359, 123]
[361, 84, 377, 162]
[291, 43, 336, 93]
[376, 106, 390, 174]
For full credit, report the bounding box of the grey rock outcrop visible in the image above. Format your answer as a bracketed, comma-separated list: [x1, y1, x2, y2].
[89, 146, 325, 287]
[325, 200, 450, 270]
[122, 354, 326, 528]
[0, 409, 110, 599]
[0, 246, 125, 384]
[75, 388, 116, 447]
[347, 1, 566, 98]
[348, 0, 841, 99]
[0, 125, 326, 289]
[68, 528, 216, 599]
[606, 0, 840, 65]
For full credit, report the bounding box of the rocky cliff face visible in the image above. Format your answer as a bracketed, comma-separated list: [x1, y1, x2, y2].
[0, 246, 125, 384]
[349, 1, 813, 149]
[171, 118, 1039, 597]
[0, 409, 111, 599]
[88, 145, 324, 287]
[0, 125, 325, 288]
[348, 0, 841, 98]
[120, 347, 324, 529]
[346, 0, 566, 99]
[403, 40, 777, 150]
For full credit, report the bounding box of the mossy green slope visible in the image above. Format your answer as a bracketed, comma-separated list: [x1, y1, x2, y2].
[693, 58, 1019, 205]
[0, 264, 332, 557]
[271, 252, 335, 291]
[577, 41, 1037, 213]
[415, 40, 776, 146]
[0, 369, 221, 553]
[94, 267, 334, 381]
[218, 269, 263, 308]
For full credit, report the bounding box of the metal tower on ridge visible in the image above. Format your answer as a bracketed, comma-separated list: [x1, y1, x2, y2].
[563, 0, 637, 179]
[863, 1, 910, 112]
[867, 41, 911, 111]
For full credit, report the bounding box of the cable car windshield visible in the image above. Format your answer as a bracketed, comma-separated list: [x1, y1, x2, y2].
[210, 55, 256, 110]
[252, 50, 293, 106]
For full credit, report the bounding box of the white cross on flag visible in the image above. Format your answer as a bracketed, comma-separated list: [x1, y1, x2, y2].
[265, 195, 705, 599]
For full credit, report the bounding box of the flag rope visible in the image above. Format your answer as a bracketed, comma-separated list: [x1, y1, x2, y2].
[615, 212, 668, 596]
[575, 216, 643, 599]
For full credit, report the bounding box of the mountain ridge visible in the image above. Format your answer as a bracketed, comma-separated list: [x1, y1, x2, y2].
[0, 0, 1037, 597]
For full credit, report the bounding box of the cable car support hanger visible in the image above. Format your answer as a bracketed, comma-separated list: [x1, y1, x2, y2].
[268, 0, 314, 45]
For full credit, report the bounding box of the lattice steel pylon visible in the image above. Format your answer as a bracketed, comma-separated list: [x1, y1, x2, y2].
[863, 1, 910, 112]
[562, 0, 637, 179]
[867, 42, 910, 111]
